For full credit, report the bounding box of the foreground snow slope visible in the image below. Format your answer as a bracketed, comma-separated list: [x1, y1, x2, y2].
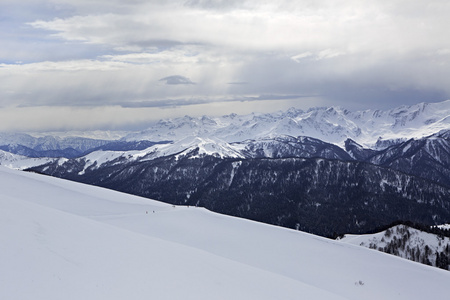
[1, 167, 450, 300]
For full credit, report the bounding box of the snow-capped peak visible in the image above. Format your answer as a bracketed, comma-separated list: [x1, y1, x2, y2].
[170, 136, 245, 159]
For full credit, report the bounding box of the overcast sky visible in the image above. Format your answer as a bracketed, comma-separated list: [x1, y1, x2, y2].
[1, 0, 450, 133]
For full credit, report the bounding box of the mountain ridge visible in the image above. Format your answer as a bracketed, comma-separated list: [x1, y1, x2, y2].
[2, 100, 450, 152]
[121, 100, 450, 146]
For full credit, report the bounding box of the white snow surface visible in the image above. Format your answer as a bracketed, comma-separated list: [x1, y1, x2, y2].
[1, 166, 450, 300]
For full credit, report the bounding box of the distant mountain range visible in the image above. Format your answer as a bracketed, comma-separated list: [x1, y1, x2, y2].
[121, 100, 450, 147]
[0, 133, 166, 158]
[3, 99, 450, 151]
[2, 100, 450, 237]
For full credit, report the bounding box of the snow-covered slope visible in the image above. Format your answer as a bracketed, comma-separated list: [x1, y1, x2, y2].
[339, 224, 450, 270]
[123, 100, 450, 147]
[1, 166, 450, 300]
[48, 136, 245, 175]
[0, 149, 54, 169]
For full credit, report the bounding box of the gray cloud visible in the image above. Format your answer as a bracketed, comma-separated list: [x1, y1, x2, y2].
[184, 0, 250, 11]
[1, 0, 450, 132]
[227, 82, 249, 85]
[159, 75, 195, 85]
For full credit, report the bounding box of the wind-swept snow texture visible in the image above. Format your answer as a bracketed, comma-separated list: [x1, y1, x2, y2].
[1, 167, 450, 300]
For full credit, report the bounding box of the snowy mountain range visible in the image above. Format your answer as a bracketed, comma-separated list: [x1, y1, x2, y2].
[121, 100, 450, 147]
[2, 166, 450, 300]
[2, 100, 450, 153]
[2, 99, 450, 237]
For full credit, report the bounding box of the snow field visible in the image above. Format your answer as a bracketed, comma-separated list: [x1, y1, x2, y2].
[1, 166, 450, 299]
